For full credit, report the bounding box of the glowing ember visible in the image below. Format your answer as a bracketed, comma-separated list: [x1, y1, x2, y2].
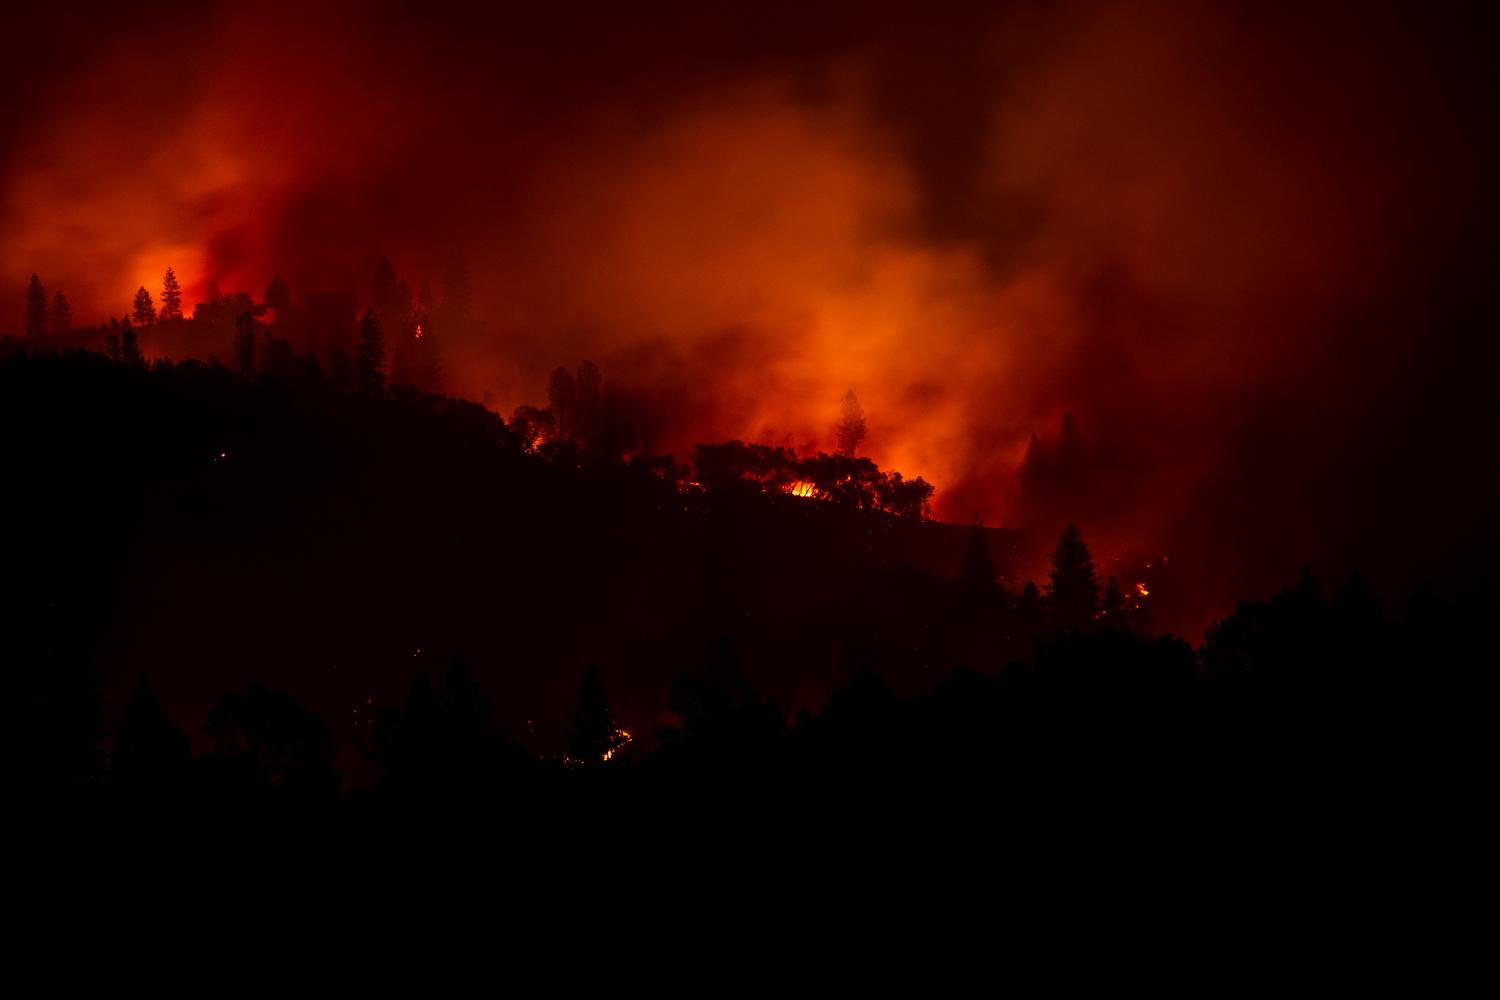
[1135, 582, 1150, 597]
[414, 323, 423, 339]
[603, 729, 632, 762]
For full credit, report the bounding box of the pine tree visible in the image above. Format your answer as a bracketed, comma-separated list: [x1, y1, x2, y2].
[567, 663, 628, 764]
[25, 274, 48, 339]
[160, 267, 183, 320]
[49, 291, 71, 337]
[835, 388, 866, 456]
[113, 673, 190, 789]
[119, 319, 144, 366]
[234, 312, 257, 377]
[132, 286, 156, 325]
[1047, 522, 1100, 632]
[355, 307, 386, 396]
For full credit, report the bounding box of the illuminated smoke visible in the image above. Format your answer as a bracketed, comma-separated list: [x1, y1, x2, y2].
[3, 2, 1493, 630]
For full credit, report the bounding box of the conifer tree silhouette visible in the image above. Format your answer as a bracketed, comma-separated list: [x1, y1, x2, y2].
[836, 389, 866, 456]
[160, 267, 183, 320]
[1048, 523, 1100, 632]
[131, 286, 156, 325]
[113, 673, 190, 789]
[568, 663, 627, 764]
[49, 292, 71, 337]
[355, 307, 387, 396]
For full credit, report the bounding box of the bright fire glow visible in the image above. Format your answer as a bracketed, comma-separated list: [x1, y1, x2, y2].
[786, 480, 817, 498]
[603, 729, 632, 762]
[414, 323, 423, 339]
[1135, 582, 1150, 597]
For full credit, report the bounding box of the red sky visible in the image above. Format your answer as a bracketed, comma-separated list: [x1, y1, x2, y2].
[4, 0, 1496, 625]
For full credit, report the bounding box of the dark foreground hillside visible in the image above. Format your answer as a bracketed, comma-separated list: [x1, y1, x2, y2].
[1, 350, 1481, 819]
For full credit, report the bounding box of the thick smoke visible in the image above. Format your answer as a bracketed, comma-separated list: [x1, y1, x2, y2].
[4, 1, 1495, 631]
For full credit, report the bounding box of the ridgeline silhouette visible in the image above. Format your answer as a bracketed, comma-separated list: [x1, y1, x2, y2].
[0, 272, 1479, 832]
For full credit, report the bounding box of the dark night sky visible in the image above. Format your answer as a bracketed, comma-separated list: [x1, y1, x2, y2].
[4, 1, 1497, 624]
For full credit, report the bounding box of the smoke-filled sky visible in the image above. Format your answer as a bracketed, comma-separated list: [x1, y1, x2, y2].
[4, 1, 1496, 623]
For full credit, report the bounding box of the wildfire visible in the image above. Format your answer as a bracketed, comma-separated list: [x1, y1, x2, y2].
[786, 480, 817, 498]
[603, 729, 632, 762]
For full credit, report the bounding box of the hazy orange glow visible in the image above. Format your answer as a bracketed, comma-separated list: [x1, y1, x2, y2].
[3, 2, 1490, 634]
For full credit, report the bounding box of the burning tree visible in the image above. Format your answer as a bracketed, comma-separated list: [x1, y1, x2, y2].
[567, 663, 630, 765]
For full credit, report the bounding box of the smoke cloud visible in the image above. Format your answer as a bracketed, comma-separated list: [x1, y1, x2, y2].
[4, 1, 1495, 631]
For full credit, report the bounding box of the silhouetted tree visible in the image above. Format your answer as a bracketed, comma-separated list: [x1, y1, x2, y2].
[113, 673, 190, 791]
[511, 404, 556, 449]
[234, 312, 256, 377]
[25, 274, 48, 339]
[835, 389, 866, 456]
[160, 267, 183, 320]
[1047, 523, 1099, 632]
[1015, 579, 1045, 644]
[132, 286, 156, 325]
[49, 292, 71, 338]
[204, 685, 337, 797]
[119, 319, 144, 367]
[568, 663, 628, 765]
[263, 275, 292, 315]
[657, 643, 786, 768]
[355, 307, 386, 396]
[877, 472, 934, 519]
